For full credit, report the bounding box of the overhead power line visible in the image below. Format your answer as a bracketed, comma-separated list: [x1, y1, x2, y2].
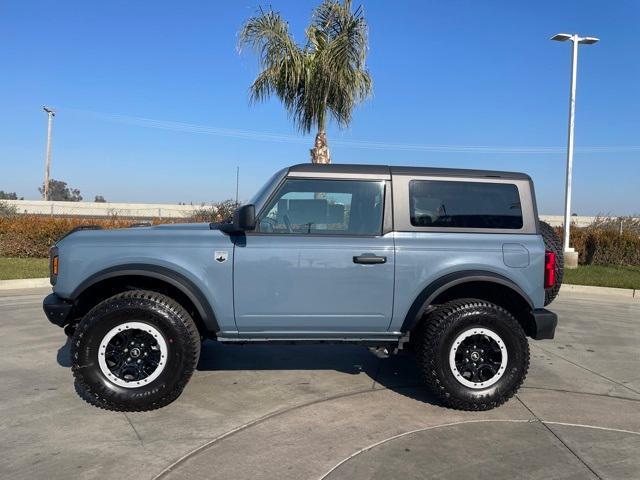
[61, 108, 640, 155]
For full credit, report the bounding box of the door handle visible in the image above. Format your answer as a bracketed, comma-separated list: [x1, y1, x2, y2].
[353, 254, 387, 265]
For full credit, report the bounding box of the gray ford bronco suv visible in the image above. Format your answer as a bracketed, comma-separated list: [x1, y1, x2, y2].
[44, 163, 562, 412]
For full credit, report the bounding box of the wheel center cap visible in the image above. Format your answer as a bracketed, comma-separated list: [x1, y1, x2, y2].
[130, 347, 141, 358]
[470, 351, 480, 362]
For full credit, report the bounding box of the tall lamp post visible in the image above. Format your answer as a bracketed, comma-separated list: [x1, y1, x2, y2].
[551, 33, 599, 268]
[42, 106, 56, 201]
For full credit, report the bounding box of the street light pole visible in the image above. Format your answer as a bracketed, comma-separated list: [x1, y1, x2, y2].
[235, 166, 240, 205]
[563, 37, 578, 255]
[551, 33, 599, 266]
[43, 106, 56, 201]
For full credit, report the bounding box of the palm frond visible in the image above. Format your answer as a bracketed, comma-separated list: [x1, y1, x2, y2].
[239, 1, 371, 135]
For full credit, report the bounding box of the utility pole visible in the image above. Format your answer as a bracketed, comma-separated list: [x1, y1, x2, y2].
[235, 166, 240, 205]
[43, 106, 56, 201]
[550, 33, 599, 268]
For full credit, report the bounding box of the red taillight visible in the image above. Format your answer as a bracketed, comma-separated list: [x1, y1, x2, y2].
[544, 251, 556, 289]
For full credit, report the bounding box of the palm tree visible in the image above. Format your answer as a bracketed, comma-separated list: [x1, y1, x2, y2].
[238, 0, 372, 164]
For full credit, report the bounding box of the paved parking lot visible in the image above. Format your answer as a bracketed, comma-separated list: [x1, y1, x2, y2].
[1, 287, 639, 479]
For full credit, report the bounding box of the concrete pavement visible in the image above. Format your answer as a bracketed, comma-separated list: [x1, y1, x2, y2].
[1, 288, 639, 479]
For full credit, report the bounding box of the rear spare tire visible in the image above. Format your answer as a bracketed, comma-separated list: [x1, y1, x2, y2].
[539, 221, 563, 305]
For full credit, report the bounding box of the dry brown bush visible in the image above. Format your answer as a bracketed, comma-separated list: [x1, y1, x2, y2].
[0, 216, 170, 257]
[555, 223, 640, 266]
[2, 214, 638, 263]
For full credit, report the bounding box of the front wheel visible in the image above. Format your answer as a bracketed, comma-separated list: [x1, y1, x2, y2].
[71, 290, 201, 412]
[416, 299, 529, 411]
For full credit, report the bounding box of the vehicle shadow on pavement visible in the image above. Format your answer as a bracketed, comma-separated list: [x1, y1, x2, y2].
[196, 340, 441, 406]
[56, 337, 440, 406]
[57, 337, 72, 367]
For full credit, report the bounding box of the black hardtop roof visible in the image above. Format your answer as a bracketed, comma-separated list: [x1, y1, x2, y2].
[288, 163, 531, 180]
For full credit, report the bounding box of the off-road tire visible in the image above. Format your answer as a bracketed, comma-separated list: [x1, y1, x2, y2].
[71, 290, 201, 412]
[540, 220, 563, 305]
[416, 298, 529, 411]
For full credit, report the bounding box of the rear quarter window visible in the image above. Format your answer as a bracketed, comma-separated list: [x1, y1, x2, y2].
[409, 180, 523, 229]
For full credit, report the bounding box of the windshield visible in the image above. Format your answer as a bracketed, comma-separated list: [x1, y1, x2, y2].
[248, 167, 288, 212]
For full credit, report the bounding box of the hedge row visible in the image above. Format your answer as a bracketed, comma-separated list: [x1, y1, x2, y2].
[0, 216, 173, 258]
[556, 226, 640, 266]
[1, 215, 639, 265]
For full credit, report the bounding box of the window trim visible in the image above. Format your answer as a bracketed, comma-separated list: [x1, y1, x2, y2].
[251, 177, 388, 238]
[392, 174, 537, 234]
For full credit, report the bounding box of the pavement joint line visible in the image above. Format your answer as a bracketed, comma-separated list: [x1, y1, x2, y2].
[532, 344, 640, 396]
[370, 358, 384, 390]
[149, 381, 636, 480]
[316, 419, 535, 480]
[515, 394, 603, 480]
[124, 412, 144, 445]
[151, 386, 382, 480]
[542, 421, 640, 437]
[5, 290, 639, 477]
[521, 385, 640, 403]
[391, 383, 640, 404]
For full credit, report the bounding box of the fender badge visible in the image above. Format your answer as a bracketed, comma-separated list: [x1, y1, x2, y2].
[214, 251, 228, 263]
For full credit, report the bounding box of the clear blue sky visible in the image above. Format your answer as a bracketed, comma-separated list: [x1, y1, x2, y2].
[1, 0, 638, 214]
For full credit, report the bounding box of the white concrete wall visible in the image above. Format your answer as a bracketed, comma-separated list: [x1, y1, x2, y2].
[539, 215, 599, 227]
[3, 200, 206, 219]
[2, 199, 632, 226]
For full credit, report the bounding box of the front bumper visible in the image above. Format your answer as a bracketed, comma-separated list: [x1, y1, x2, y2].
[43, 293, 73, 327]
[529, 308, 558, 340]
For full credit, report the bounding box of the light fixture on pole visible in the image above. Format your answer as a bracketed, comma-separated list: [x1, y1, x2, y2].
[551, 33, 599, 268]
[43, 106, 56, 201]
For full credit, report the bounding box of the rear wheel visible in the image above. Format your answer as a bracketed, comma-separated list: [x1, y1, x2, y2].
[416, 299, 529, 411]
[540, 220, 563, 305]
[71, 290, 200, 412]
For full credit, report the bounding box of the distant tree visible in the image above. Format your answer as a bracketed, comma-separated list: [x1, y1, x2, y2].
[191, 199, 240, 223]
[38, 179, 83, 202]
[215, 199, 241, 221]
[0, 191, 21, 200]
[94, 195, 107, 203]
[0, 200, 17, 217]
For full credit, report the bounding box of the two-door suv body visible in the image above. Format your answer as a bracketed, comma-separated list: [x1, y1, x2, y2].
[44, 163, 560, 411]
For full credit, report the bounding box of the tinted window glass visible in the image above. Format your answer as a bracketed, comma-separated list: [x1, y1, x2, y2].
[259, 179, 384, 235]
[409, 180, 523, 229]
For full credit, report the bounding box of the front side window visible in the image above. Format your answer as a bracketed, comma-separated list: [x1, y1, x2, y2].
[409, 180, 523, 229]
[259, 179, 384, 235]
[248, 168, 288, 212]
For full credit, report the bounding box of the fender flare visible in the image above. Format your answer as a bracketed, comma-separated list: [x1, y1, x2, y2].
[70, 264, 219, 332]
[400, 270, 534, 333]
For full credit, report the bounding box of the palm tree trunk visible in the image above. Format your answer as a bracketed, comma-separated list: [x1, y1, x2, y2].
[310, 130, 331, 164]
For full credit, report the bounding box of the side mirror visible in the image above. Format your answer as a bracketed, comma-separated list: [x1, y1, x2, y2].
[234, 204, 256, 231]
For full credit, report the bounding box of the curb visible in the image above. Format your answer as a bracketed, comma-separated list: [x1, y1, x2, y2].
[0, 278, 50, 290]
[560, 283, 637, 299]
